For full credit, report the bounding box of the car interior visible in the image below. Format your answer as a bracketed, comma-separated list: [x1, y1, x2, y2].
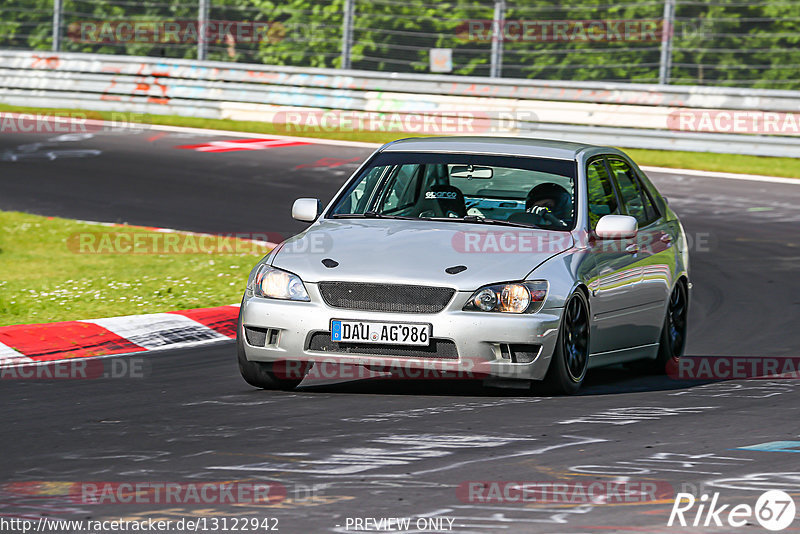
[333, 162, 576, 229]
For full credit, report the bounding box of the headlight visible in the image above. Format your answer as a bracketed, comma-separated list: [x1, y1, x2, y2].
[253, 265, 310, 301]
[464, 281, 548, 314]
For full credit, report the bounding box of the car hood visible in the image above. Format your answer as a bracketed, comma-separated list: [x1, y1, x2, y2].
[271, 219, 573, 291]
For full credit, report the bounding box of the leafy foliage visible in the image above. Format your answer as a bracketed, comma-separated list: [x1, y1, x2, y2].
[2, 0, 799, 88]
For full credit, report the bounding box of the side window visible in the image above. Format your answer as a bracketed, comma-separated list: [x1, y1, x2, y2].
[607, 158, 659, 226]
[378, 164, 421, 213]
[333, 166, 384, 214]
[586, 159, 620, 230]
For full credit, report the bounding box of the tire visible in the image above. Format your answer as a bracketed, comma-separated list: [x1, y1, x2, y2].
[542, 290, 590, 395]
[650, 280, 689, 374]
[236, 308, 306, 391]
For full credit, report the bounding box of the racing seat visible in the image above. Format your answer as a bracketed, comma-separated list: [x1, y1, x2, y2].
[417, 184, 467, 218]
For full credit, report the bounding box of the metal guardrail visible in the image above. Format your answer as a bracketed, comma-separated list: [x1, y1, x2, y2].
[1, 51, 798, 157]
[8, 0, 800, 88]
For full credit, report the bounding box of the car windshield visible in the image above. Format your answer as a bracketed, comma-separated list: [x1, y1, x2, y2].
[329, 152, 577, 230]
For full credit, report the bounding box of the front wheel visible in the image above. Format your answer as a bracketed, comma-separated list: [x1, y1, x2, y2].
[542, 290, 590, 395]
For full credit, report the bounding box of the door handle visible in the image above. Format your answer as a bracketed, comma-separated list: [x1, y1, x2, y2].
[625, 243, 640, 254]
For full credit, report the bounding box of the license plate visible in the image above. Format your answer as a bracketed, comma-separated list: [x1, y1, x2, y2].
[331, 320, 431, 346]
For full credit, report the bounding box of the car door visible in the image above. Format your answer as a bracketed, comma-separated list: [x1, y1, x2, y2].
[605, 156, 672, 347]
[585, 157, 646, 354]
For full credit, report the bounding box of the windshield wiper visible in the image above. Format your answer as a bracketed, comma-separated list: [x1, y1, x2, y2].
[332, 213, 541, 228]
[429, 215, 542, 229]
[331, 212, 417, 220]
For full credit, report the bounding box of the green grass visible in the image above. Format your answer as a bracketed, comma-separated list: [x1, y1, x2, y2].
[0, 210, 268, 326]
[2, 103, 799, 178]
[624, 148, 800, 178]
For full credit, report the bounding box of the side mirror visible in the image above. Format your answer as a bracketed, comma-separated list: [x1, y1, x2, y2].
[595, 215, 638, 239]
[292, 198, 321, 222]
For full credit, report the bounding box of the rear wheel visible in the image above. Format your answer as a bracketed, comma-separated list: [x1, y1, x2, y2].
[632, 280, 688, 375]
[236, 310, 306, 390]
[543, 290, 590, 395]
[653, 280, 688, 373]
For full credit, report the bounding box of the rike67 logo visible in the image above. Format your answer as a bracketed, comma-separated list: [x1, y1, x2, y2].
[669, 490, 796, 531]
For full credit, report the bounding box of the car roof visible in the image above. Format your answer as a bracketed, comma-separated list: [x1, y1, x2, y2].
[380, 136, 612, 160]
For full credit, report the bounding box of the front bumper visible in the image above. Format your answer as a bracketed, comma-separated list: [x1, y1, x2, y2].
[240, 284, 563, 381]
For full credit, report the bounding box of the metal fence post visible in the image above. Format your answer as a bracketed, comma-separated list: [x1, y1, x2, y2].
[198, 0, 210, 61]
[658, 0, 675, 84]
[489, 0, 505, 78]
[341, 0, 355, 69]
[52, 0, 63, 52]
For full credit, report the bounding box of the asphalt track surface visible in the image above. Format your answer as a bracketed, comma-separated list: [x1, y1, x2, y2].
[2, 126, 800, 533]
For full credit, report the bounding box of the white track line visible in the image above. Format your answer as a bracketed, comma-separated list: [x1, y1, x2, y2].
[640, 165, 800, 185]
[143, 122, 799, 184]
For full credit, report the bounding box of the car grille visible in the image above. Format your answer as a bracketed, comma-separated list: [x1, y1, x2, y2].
[307, 332, 459, 360]
[317, 282, 455, 313]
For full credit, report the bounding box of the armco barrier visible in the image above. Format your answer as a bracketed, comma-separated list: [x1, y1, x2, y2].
[1, 50, 798, 157]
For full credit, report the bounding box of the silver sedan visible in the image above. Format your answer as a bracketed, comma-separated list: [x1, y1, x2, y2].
[237, 137, 690, 394]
